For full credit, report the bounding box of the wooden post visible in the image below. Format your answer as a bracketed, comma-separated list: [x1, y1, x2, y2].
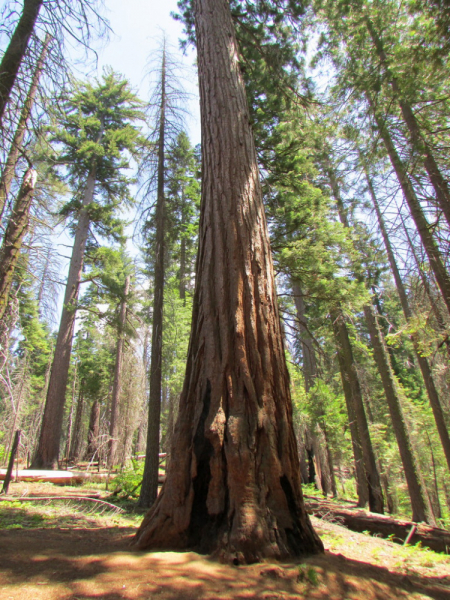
[2, 430, 21, 494]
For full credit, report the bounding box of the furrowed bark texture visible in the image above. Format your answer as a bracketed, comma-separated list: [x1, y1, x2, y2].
[138, 47, 167, 509]
[85, 399, 100, 461]
[0, 0, 44, 123]
[331, 309, 384, 513]
[0, 168, 37, 321]
[0, 34, 50, 221]
[135, 0, 323, 562]
[32, 169, 96, 469]
[108, 275, 131, 467]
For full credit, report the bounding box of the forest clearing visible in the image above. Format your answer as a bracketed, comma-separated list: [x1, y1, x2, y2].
[2, 0, 450, 595]
[1, 480, 450, 600]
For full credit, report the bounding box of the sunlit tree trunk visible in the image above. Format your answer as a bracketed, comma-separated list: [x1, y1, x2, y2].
[135, 0, 323, 562]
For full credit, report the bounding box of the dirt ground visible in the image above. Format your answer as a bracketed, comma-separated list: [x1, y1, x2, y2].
[0, 482, 450, 600]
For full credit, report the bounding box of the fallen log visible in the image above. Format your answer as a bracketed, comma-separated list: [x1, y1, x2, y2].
[305, 497, 450, 554]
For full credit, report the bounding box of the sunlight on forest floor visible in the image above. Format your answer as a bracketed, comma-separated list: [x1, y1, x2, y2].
[0, 482, 449, 600]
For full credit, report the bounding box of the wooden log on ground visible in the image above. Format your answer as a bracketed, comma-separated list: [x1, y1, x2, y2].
[305, 496, 450, 554]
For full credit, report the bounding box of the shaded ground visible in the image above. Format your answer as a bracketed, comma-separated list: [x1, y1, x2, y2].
[0, 482, 449, 600]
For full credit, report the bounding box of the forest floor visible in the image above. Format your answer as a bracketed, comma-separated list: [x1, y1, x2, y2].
[0, 481, 449, 600]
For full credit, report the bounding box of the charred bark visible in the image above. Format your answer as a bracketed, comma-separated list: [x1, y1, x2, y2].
[85, 399, 100, 462]
[134, 0, 323, 562]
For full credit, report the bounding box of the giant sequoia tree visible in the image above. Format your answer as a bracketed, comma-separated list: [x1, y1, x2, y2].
[135, 0, 323, 562]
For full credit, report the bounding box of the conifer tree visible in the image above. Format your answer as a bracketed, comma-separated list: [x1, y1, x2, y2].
[32, 72, 143, 468]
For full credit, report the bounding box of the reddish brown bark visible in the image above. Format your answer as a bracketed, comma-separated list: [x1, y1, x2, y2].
[134, 0, 323, 562]
[32, 168, 96, 469]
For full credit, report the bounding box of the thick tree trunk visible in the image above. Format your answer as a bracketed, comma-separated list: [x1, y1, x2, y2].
[291, 278, 317, 393]
[134, 0, 323, 562]
[0, 34, 50, 221]
[0, 168, 37, 321]
[367, 94, 450, 317]
[364, 169, 450, 474]
[31, 168, 96, 469]
[331, 308, 384, 513]
[0, 0, 44, 124]
[365, 18, 450, 229]
[138, 48, 167, 509]
[108, 275, 130, 467]
[363, 303, 436, 525]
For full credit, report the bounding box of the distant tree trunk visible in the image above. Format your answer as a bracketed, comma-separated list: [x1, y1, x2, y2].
[366, 17, 450, 229]
[331, 308, 384, 513]
[291, 278, 317, 393]
[108, 275, 131, 467]
[134, 0, 323, 562]
[31, 167, 96, 469]
[322, 425, 338, 498]
[179, 190, 187, 303]
[139, 47, 167, 509]
[0, 168, 37, 321]
[367, 93, 450, 317]
[0, 0, 44, 124]
[363, 303, 436, 525]
[69, 387, 85, 464]
[0, 33, 50, 221]
[364, 169, 450, 474]
[85, 399, 100, 462]
[400, 215, 450, 357]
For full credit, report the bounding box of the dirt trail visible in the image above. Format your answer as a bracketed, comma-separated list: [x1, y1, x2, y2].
[0, 483, 449, 599]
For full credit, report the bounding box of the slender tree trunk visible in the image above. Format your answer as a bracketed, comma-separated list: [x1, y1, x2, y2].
[179, 188, 187, 303]
[108, 275, 131, 467]
[400, 215, 450, 356]
[331, 308, 384, 513]
[135, 0, 323, 562]
[364, 168, 450, 474]
[365, 17, 450, 229]
[69, 387, 85, 464]
[0, 168, 37, 321]
[0, 33, 50, 221]
[367, 93, 450, 317]
[85, 399, 100, 462]
[291, 278, 317, 393]
[31, 168, 96, 468]
[363, 303, 436, 525]
[0, 0, 44, 124]
[138, 48, 167, 509]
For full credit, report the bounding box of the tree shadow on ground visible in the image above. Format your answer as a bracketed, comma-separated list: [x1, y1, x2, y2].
[0, 527, 449, 600]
